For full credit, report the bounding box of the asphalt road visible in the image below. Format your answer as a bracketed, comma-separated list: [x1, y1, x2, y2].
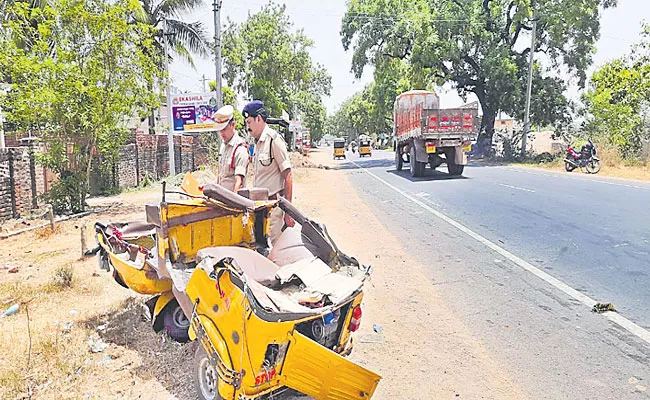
[334, 149, 650, 399]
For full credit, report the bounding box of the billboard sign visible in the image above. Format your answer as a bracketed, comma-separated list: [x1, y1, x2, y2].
[171, 92, 219, 132]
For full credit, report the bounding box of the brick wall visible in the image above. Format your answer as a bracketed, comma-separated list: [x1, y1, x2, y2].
[113, 133, 208, 189]
[0, 133, 209, 221]
[0, 147, 49, 220]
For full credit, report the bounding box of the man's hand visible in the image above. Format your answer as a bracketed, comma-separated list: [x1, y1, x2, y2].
[284, 214, 295, 228]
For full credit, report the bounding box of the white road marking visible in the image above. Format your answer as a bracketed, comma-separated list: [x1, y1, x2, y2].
[350, 159, 650, 346]
[498, 183, 536, 193]
[507, 167, 650, 191]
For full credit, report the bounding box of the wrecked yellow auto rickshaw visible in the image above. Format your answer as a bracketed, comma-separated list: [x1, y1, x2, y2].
[89, 220, 192, 341]
[91, 177, 381, 399]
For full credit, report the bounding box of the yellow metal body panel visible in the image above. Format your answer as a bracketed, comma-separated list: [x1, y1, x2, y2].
[425, 142, 437, 153]
[334, 148, 345, 157]
[153, 291, 175, 319]
[358, 146, 371, 156]
[281, 331, 381, 399]
[186, 266, 379, 399]
[97, 233, 172, 295]
[158, 199, 274, 264]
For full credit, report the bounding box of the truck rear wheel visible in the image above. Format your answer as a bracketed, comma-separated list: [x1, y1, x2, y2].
[409, 146, 425, 177]
[444, 148, 464, 176]
[395, 145, 403, 171]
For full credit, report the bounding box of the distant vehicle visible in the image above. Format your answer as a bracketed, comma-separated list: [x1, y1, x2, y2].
[358, 135, 372, 157]
[333, 138, 346, 159]
[393, 90, 479, 177]
[565, 140, 601, 174]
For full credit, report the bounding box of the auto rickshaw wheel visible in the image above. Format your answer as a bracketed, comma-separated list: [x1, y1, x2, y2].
[162, 300, 190, 342]
[195, 345, 223, 400]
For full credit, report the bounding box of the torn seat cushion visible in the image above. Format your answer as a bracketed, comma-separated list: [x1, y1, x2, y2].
[268, 227, 320, 267]
[196, 246, 280, 287]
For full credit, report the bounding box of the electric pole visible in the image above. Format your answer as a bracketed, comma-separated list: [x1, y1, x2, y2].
[163, 19, 176, 175]
[521, 16, 537, 158]
[200, 74, 207, 92]
[213, 0, 223, 107]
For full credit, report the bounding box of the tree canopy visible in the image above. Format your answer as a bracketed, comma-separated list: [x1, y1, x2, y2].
[341, 0, 616, 154]
[222, 2, 331, 142]
[0, 0, 164, 212]
[583, 23, 650, 158]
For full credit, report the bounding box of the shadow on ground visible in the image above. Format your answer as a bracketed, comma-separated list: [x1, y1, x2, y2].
[83, 297, 197, 399]
[82, 297, 309, 400]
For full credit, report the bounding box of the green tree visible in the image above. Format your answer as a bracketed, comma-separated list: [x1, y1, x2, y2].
[221, 2, 331, 142]
[341, 0, 615, 155]
[136, 0, 210, 133]
[0, 0, 164, 213]
[583, 23, 650, 157]
[208, 81, 245, 130]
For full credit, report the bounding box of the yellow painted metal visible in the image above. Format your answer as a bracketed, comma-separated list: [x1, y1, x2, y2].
[359, 146, 372, 156]
[152, 291, 175, 320]
[281, 331, 381, 399]
[334, 148, 345, 157]
[159, 199, 275, 264]
[97, 233, 172, 295]
[462, 144, 472, 153]
[185, 266, 379, 399]
[425, 142, 437, 154]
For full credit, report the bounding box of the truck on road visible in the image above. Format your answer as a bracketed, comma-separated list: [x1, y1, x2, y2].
[393, 90, 479, 177]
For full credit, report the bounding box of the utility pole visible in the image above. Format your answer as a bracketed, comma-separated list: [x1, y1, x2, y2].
[0, 103, 5, 149]
[200, 74, 207, 92]
[521, 16, 537, 158]
[163, 19, 176, 175]
[213, 0, 223, 107]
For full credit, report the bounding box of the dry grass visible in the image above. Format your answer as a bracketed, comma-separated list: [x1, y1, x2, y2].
[515, 140, 650, 182]
[53, 265, 74, 289]
[0, 187, 201, 400]
[34, 224, 63, 239]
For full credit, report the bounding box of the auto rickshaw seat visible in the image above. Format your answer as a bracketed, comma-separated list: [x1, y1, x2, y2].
[268, 227, 319, 267]
[116, 221, 157, 238]
[197, 246, 280, 288]
[202, 183, 255, 210]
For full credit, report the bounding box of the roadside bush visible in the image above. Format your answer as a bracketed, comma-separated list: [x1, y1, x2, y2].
[41, 171, 86, 215]
[53, 265, 74, 289]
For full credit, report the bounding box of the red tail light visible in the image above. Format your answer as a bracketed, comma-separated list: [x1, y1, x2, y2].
[348, 305, 362, 332]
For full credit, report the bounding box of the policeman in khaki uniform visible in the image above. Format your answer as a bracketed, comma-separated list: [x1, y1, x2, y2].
[242, 100, 294, 245]
[215, 105, 249, 192]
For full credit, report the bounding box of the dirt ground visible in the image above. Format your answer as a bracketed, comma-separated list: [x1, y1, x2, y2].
[0, 150, 523, 399]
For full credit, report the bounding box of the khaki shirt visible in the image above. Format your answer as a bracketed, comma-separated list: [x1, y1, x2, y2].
[253, 125, 291, 197]
[218, 133, 249, 191]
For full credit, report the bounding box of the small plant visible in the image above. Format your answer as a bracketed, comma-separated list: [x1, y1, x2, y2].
[53, 265, 74, 289]
[142, 173, 151, 187]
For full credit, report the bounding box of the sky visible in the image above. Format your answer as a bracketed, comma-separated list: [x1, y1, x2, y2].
[169, 0, 650, 115]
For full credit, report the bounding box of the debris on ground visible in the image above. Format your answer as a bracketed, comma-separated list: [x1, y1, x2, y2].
[88, 334, 109, 353]
[8, 266, 19, 273]
[1, 303, 19, 317]
[289, 152, 330, 170]
[61, 322, 73, 333]
[359, 334, 385, 344]
[592, 302, 616, 313]
[373, 324, 384, 333]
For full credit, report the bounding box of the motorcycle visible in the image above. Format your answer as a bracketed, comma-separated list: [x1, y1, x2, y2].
[564, 139, 601, 174]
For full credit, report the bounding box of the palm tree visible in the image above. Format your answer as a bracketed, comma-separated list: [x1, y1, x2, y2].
[136, 0, 210, 133]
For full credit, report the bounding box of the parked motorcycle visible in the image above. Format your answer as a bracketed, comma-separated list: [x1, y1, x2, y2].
[564, 140, 601, 174]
